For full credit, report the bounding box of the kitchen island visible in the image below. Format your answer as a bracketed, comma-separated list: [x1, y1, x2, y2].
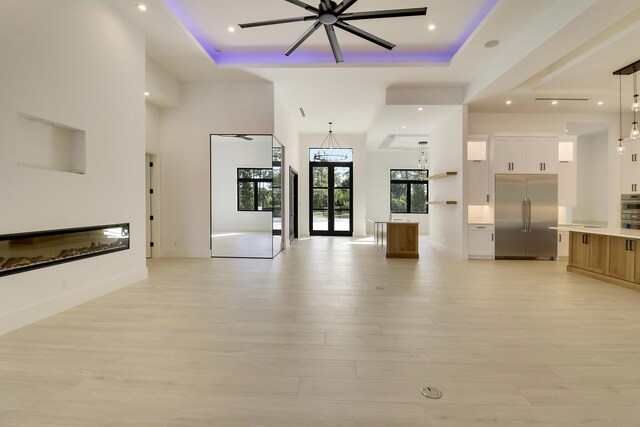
[370, 220, 419, 258]
[560, 226, 640, 292]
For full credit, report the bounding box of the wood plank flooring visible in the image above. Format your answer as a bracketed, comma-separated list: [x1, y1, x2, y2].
[2, 236, 640, 426]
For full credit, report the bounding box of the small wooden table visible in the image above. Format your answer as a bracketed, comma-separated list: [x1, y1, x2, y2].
[372, 220, 419, 258]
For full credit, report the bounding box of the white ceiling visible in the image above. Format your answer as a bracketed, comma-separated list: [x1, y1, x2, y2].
[108, 0, 640, 147]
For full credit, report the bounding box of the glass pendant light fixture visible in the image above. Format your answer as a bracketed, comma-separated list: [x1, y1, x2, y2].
[619, 73, 625, 154]
[314, 122, 348, 162]
[418, 141, 429, 169]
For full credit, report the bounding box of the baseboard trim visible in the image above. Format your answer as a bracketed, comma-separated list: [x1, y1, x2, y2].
[161, 249, 211, 258]
[0, 267, 148, 337]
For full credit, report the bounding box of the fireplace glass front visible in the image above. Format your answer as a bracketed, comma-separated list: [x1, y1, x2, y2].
[0, 223, 130, 276]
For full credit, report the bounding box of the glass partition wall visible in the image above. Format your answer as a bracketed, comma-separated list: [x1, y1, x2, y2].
[210, 134, 284, 259]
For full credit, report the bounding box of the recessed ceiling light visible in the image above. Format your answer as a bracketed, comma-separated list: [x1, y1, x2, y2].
[484, 40, 500, 48]
[428, 24, 436, 31]
[597, 101, 604, 105]
[137, 4, 147, 11]
[505, 100, 512, 105]
[228, 26, 235, 33]
[551, 100, 558, 105]
[144, 91, 150, 97]
[402, 126, 406, 129]
[418, 107, 423, 111]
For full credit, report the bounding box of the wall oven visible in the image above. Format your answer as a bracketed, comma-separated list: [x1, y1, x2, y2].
[621, 194, 640, 229]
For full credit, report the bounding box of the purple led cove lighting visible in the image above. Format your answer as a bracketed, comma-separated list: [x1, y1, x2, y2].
[449, 0, 499, 58]
[165, 0, 498, 66]
[164, 0, 224, 63]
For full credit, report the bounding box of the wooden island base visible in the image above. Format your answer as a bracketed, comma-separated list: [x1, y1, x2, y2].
[372, 220, 419, 258]
[565, 229, 640, 292]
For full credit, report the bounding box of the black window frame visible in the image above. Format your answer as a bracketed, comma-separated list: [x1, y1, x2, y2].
[390, 169, 429, 214]
[237, 168, 274, 212]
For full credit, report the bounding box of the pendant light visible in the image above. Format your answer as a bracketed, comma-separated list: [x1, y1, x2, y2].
[631, 70, 639, 139]
[314, 122, 347, 162]
[619, 73, 625, 154]
[418, 141, 429, 169]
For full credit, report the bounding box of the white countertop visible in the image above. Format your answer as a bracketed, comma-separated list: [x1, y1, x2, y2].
[553, 226, 640, 239]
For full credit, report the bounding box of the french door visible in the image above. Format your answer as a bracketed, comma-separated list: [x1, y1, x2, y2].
[310, 162, 353, 236]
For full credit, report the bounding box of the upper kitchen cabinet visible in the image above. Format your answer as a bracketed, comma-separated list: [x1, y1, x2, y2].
[467, 135, 490, 205]
[467, 136, 488, 162]
[493, 135, 559, 174]
[526, 137, 559, 174]
[622, 139, 640, 167]
[493, 136, 527, 173]
[558, 135, 577, 206]
[621, 140, 640, 194]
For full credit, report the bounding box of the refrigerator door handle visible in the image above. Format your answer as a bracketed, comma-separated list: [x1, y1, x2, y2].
[521, 199, 527, 232]
[527, 198, 532, 232]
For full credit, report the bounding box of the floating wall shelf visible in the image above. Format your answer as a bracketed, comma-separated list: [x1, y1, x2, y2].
[427, 201, 457, 205]
[427, 171, 457, 180]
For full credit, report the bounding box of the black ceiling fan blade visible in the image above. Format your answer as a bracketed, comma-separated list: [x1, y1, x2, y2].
[284, 0, 320, 13]
[239, 16, 317, 29]
[284, 20, 322, 56]
[322, 0, 334, 11]
[324, 25, 344, 63]
[334, 21, 395, 50]
[341, 7, 427, 21]
[334, 0, 359, 15]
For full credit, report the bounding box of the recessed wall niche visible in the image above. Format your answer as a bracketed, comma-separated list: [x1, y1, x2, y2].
[16, 113, 86, 174]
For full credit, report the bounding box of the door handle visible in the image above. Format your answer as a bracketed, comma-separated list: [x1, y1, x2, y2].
[486, 194, 489, 203]
[521, 199, 527, 232]
[559, 234, 562, 243]
[543, 163, 546, 171]
[540, 163, 543, 171]
[491, 233, 494, 242]
[527, 198, 532, 233]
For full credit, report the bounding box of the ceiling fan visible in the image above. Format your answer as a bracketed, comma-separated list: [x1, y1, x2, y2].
[239, 0, 427, 63]
[221, 134, 254, 140]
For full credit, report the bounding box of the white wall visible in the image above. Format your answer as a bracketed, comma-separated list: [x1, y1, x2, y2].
[274, 88, 300, 247]
[299, 133, 367, 237]
[158, 82, 275, 257]
[0, 0, 147, 335]
[574, 131, 609, 222]
[146, 56, 182, 108]
[211, 136, 273, 232]
[146, 102, 161, 154]
[429, 107, 465, 253]
[365, 150, 430, 235]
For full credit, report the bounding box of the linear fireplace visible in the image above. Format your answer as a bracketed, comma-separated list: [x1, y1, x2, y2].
[0, 223, 130, 277]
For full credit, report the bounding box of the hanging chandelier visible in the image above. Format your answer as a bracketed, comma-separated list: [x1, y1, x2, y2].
[613, 59, 640, 154]
[314, 122, 347, 162]
[418, 141, 429, 169]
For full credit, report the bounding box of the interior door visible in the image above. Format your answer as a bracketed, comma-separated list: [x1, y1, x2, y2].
[289, 167, 298, 243]
[310, 163, 353, 236]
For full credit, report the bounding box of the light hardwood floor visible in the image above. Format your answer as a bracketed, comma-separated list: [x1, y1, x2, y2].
[2, 236, 640, 426]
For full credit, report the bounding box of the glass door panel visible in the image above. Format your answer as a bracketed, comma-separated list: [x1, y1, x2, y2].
[310, 163, 352, 235]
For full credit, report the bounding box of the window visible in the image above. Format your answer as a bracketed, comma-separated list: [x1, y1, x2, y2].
[390, 169, 429, 214]
[237, 168, 273, 211]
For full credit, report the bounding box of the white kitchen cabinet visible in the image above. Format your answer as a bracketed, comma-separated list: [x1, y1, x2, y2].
[558, 162, 577, 206]
[622, 164, 640, 194]
[622, 140, 640, 166]
[558, 231, 569, 258]
[493, 137, 526, 173]
[468, 224, 494, 259]
[526, 137, 558, 174]
[467, 161, 490, 205]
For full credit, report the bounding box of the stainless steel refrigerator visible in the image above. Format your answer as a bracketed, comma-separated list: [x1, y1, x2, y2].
[495, 174, 558, 259]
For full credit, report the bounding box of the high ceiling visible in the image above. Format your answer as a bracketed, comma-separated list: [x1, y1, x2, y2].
[108, 0, 640, 146]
